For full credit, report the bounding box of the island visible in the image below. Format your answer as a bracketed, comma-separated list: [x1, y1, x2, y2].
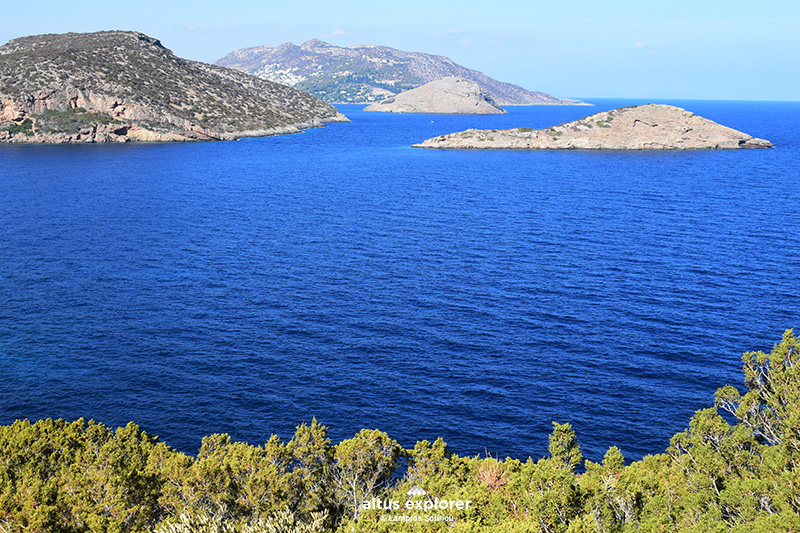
[0, 31, 348, 143]
[215, 39, 587, 106]
[413, 104, 773, 150]
[363, 77, 506, 114]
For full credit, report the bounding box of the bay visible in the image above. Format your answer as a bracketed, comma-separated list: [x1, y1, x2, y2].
[1, 99, 798, 462]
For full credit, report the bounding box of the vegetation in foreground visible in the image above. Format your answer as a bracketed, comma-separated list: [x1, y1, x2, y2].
[1, 330, 798, 532]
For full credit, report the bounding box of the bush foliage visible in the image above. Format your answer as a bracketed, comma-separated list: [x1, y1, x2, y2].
[2, 118, 33, 135]
[1, 331, 799, 532]
[33, 108, 122, 133]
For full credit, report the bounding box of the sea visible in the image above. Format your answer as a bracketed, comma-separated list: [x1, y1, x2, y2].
[1, 99, 799, 463]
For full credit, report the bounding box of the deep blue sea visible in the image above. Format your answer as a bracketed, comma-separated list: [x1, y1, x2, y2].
[1, 99, 799, 463]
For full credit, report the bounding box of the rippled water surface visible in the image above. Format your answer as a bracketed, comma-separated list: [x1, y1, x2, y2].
[1, 99, 799, 461]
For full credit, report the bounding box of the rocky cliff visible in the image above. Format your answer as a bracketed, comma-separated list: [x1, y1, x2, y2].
[215, 39, 586, 106]
[413, 104, 772, 150]
[364, 77, 505, 114]
[0, 31, 348, 143]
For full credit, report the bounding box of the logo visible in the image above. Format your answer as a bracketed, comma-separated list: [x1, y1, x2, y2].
[362, 486, 472, 523]
[407, 486, 426, 497]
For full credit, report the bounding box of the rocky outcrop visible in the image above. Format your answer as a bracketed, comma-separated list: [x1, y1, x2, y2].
[413, 104, 773, 150]
[0, 31, 348, 144]
[215, 39, 587, 106]
[364, 77, 506, 114]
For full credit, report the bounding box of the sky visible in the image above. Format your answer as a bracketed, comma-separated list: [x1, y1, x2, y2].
[1, 0, 797, 101]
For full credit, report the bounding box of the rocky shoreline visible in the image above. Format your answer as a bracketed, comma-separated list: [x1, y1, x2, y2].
[0, 111, 341, 144]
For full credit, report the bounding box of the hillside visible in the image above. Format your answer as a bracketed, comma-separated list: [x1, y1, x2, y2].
[0, 31, 347, 143]
[364, 77, 506, 114]
[215, 39, 585, 106]
[414, 104, 773, 150]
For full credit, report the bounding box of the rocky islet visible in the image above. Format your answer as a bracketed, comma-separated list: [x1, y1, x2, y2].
[363, 77, 506, 115]
[413, 104, 773, 150]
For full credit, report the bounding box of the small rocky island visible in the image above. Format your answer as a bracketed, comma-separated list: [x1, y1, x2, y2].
[0, 31, 348, 143]
[364, 77, 506, 114]
[414, 104, 773, 150]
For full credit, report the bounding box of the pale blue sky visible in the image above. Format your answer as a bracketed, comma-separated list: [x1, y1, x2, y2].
[1, 0, 797, 100]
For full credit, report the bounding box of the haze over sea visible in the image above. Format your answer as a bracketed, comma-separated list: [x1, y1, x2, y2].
[1, 99, 798, 462]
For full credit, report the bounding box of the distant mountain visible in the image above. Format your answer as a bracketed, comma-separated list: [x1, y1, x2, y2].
[215, 39, 585, 106]
[0, 31, 347, 143]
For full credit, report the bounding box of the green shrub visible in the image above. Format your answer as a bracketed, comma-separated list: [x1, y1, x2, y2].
[3, 118, 33, 135]
[33, 108, 122, 133]
[1, 331, 799, 532]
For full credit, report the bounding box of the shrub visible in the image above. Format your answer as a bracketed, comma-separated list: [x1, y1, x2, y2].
[3, 118, 33, 135]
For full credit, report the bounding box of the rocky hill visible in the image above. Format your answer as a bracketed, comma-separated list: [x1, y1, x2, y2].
[414, 104, 773, 150]
[364, 77, 506, 114]
[215, 39, 585, 106]
[0, 31, 348, 143]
